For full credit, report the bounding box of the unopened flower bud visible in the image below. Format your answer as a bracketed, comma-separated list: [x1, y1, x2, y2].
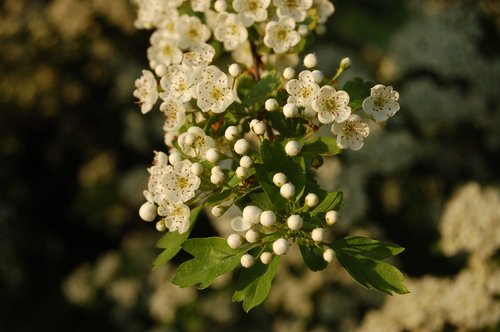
[184, 133, 195, 146]
[272, 172, 287, 187]
[234, 138, 250, 155]
[225, 126, 239, 141]
[205, 148, 220, 163]
[312, 70, 324, 83]
[260, 210, 276, 227]
[285, 140, 302, 156]
[273, 238, 289, 255]
[139, 201, 157, 222]
[280, 182, 296, 199]
[283, 103, 298, 118]
[311, 228, 326, 242]
[211, 205, 225, 217]
[168, 151, 182, 165]
[265, 98, 279, 111]
[325, 210, 338, 225]
[214, 0, 227, 12]
[156, 221, 166, 232]
[228, 63, 241, 77]
[210, 171, 224, 185]
[227, 233, 242, 248]
[298, 24, 309, 36]
[340, 57, 352, 70]
[245, 229, 259, 243]
[305, 193, 319, 207]
[236, 166, 248, 178]
[252, 121, 266, 136]
[240, 254, 255, 268]
[242, 205, 262, 224]
[239, 155, 253, 168]
[260, 251, 273, 264]
[287, 214, 303, 230]
[304, 53, 318, 68]
[155, 64, 167, 77]
[323, 248, 335, 263]
[191, 162, 203, 176]
[283, 67, 296, 80]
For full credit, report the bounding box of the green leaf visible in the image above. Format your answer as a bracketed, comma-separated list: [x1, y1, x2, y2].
[331, 236, 409, 295]
[172, 237, 247, 289]
[152, 205, 202, 269]
[233, 256, 280, 312]
[243, 71, 280, 106]
[311, 191, 343, 215]
[302, 137, 342, 156]
[300, 244, 328, 271]
[342, 78, 373, 110]
[254, 164, 288, 210]
[249, 192, 277, 211]
[205, 188, 236, 206]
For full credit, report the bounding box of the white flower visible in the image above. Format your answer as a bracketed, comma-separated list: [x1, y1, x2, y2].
[146, 153, 173, 205]
[264, 16, 301, 54]
[161, 159, 201, 203]
[159, 202, 190, 234]
[312, 85, 351, 124]
[286, 70, 319, 109]
[233, 0, 271, 27]
[160, 100, 186, 131]
[159, 65, 193, 103]
[134, 0, 181, 29]
[314, 0, 335, 24]
[175, 15, 211, 50]
[177, 126, 215, 158]
[196, 67, 235, 113]
[331, 114, 370, 151]
[274, 0, 313, 22]
[147, 29, 183, 69]
[362, 84, 400, 122]
[182, 43, 215, 70]
[214, 12, 248, 51]
[190, 0, 211, 12]
[134, 70, 158, 114]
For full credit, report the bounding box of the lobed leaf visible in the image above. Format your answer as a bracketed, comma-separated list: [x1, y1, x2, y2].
[302, 136, 342, 156]
[300, 244, 328, 271]
[243, 71, 281, 106]
[311, 191, 343, 215]
[342, 77, 373, 110]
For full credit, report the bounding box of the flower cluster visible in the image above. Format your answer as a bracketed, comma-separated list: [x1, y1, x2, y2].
[133, 0, 405, 311]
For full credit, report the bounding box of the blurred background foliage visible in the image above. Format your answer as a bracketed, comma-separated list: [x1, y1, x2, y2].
[0, 0, 499, 331]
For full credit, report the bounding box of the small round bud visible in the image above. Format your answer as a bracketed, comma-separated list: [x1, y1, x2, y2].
[230, 216, 251, 232]
[283, 103, 298, 118]
[156, 220, 166, 232]
[285, 140, 302, 156]
[260, 251, 273, 264]
[303, 53, 318, 68]
[168, 151, 182, 165]
[190, 162, 203, 176]
[245, 229, 259, 243]
[210, 171, 224, 185]
[211, 205, 224, 217]
[287, 214, 303, 231]
[323, 248, 335, 263]
[340, 57, 352, 70]
[260, 210, 276, 227]
[240, 254, 255, 268]
[139, 201, 157, 222]
[280, 182, 296, 199]
[272, 172, 287, 187]
[214, 0, 227, 12]
[265, 98, 279, 111]
[239, 155, 253, 168]
[225, 126, 239, 141]
[315, 24, 326, 35]
[283, 67, 296, 80]
[236, 166, 248, 179]
[311, 228, 326, 242]
[234, 138, 250, 155]
[227, 233, 242, 249]
[325, 210, 338, 226]
[205, 148, 220, 163]
[183, 133, 195, 146]
[305, 193, 319, 207]
[154, 151, 169, 165]
[312, 69, 324, 83]
[252, 121, 266, 136]
[228, 63, 241, 77]
[273, 238, 289, 255]
[242, 205, 262, 224]
[298, 24, 309, 36]
[155, 64, 167, 77]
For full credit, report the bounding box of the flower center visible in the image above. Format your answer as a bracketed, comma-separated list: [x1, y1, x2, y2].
[211, 87, 224, 101]
[325, 98, 337, 112]
[176, 176, 189, 189]
[373, 96, 386, 109]
[277, 28, 288, 40]
[248, 0, 259, 11]
[284, 0, 297, 8]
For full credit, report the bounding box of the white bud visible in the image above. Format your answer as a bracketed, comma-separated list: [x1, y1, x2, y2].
[272, 172, 287, 187]
[236, 166, 248, 179]
[283, 103, 298, 118]
[285, 140, 302, 156]
[252, 121, 266, 136]
[230, 216, 252, 232]
[225, 126, 239, 141]
[340, 57, 352, 70]
[183, 133, 195, 146]
[273, 238, 289, 255]
[210, 171, 224, 185]
[260, 251, 273, 264]
[234, 138, 250, 155]
[298, 24, 309, 36]
[305, 193, 319, 207]
[211, 166, 222, 174]
[168, 151, 182, 165]
[311, 228, 326, 242]
[280, 182, 296, 199]
[205, 148, 220, 163]
[323, 248, 335, 263]
[227, 233, 242, 248]
[211, 205, 224, 217]
[312, 69, 324, 83]
[265, 98, 279, 111]
[240, 254, 255, 268]
[228, 63, 241, 77]
[214, 0, 226, 12]
[325, 210, 338, 226]
[242, 205, 262, 224]
[139, 201, 157, 222]
[303, 53, 318, 68]
[250, 119, 259, 129]
[155, 220, 166, 232]
[287, 214, 303, 231]
[260, 210, 276, 227]
[155, 64, 167, 77]
[190, 162, 203, 176]
[239, 155, 253, 168]
[283, 67, 296, 80]
[245, 229, 259, 243]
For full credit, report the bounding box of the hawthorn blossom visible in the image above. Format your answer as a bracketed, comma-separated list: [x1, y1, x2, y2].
[264, 16, 301, 54]
[233, 0, 271, 27]
[312, 85, 351, 124]
[145, 151, 172, 205]
[286, 70, 319, 110]
[158, 202, 191, 234]
[190, 0, 211, 12]
[177, 126, 215, 158]
[196, 67, 235, 113]
[214, 12, 248, 51]
[133, 70, 158, 114]
[161, 159, 201, 203]
[147, 28, 183, 69]
[314, 0, 335, 24]
[160, 100, 186, 131]
[332, 114, 370, 151]
[175, 15, 211, 50]
[159, 65, 194, 102]
[134, 0, 182, 29]
[274, 0, 313, 22]
[362, 84, 400, 122]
